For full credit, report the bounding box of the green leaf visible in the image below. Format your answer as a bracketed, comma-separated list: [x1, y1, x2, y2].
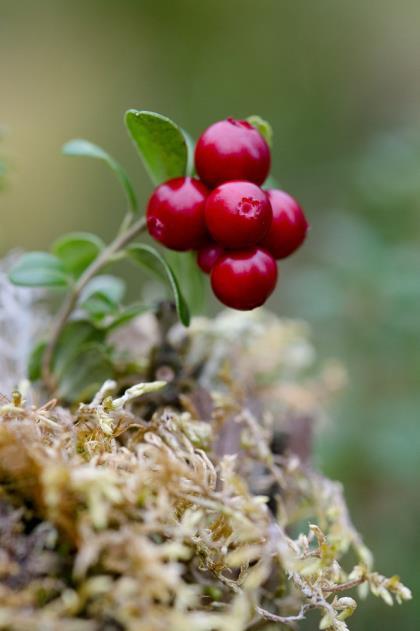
[28, 340, 47, 381]
[80, 275, 125, 305]
[247, 115, 273, 147]
[103, 303, 153, 332]
[125, 110, 188, 185]
[126, 244, 167, 285]
[262, 174, 281, 190]
[79, 275, 126, 321]
[52, 232, 105, 278]
[57, 342, 113, 402]
[81, 294, 116, 322]
[8, 252, 71, 288]
[165, 251, 206, 315]
[182, 128, 196, 176]
[127, 243, 190, 326]
[27, 321, 111, 401]
[52, 320, 105, 379]
[62, 139, 138, 213]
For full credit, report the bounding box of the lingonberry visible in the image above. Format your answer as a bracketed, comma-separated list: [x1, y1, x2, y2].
[196, 242, 224, 274]
[147, 177, 209, 251]
[195, 118, 271, 187]
[204, 181, 272, 249]
[261, 189, 308, 259]
[211, 247, 277, 310]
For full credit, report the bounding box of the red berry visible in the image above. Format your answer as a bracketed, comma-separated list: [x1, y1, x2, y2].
[211, 248, 277, 310]
[204, 181, 272, 249]
[147, 177, 209, 251]
[195, 118, 270, 187]
[261, 189, 308, 259]
[196, 242, 224, 274]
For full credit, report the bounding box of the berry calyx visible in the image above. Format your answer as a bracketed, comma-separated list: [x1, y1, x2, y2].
[211, 248, 277, 310]
[147, 177, 209, 251]
[195, 118, 271, 187]
[204, 181, 272, 249]
[196, 242, 224, 274]
[261, 189, 308, 259]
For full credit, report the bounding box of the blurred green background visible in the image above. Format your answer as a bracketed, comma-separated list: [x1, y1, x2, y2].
[1, 0, 419, 627]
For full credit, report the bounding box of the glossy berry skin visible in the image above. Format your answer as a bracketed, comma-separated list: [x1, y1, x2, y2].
[261, 189, 308, 259]
[196, 242, 224, 274]
[195, 118, 271, 187]
[211, 247, 278, 310]
[147, 177, 209, 251]
[204, 181, 272, 249]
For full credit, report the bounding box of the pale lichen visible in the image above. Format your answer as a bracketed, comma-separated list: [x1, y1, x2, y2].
[0, 254, 48, 395]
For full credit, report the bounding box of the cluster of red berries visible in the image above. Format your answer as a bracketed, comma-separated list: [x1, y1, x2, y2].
[146, 118, 308, 311]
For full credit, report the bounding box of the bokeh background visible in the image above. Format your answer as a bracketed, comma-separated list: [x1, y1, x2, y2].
[1, 1, 419, 628]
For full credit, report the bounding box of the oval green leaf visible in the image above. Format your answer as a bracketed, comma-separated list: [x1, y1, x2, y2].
[262, 174, 281, 190]
[57, 342, 114, 403]
[27, 321, 109, 401]
[62, 139, 138, 213]
[79, 275, 126, 322]
[127, 243, 190, 326]
[182, 128, 196, 177]
[103, 303, 152, 332]
[8, 252, 71, 288]
[247, 115, 273, 147]
[52, 232, 105, 278]
[28, 340, 47, 381]
[81, 293, 117, 323]
[51, 320, 104, 378]
[125, 110, 188, 185]
[80, 275, 125, 305]
[164, 251, 206, 315]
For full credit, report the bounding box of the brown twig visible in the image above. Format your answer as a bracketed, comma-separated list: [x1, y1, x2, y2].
[322, 576, 365, 593]
[254, 604, 313, 627]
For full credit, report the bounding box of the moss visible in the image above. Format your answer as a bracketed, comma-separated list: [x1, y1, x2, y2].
[0, 310, 411, 630]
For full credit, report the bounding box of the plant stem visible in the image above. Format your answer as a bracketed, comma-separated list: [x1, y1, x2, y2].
[42, 215, 147, 393]
[322, 576, 365, 593]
